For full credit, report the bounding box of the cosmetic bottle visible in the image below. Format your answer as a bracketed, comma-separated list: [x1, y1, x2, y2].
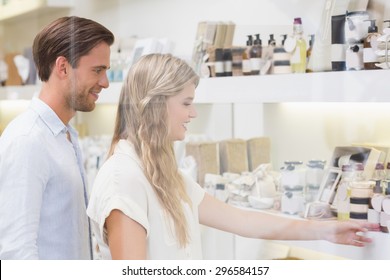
[336, 164, 353, 221]
[346, 44, 364, 70]
[262, 34, 276, 75]
[349, 163, 372, 221]
[363, 19, 381, 70]
[289, 17, 307, 73]
[214, 48, 224, 77]
[249, 34, 263, 75]
[242, 35, 253, 76]
[223, 48, 233, 76]
[306, 34, 315, 73]
[272, 35, 291, 74]
[371, 180, 385, 212]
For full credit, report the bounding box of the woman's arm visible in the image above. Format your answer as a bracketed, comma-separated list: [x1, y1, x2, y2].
[198, 193, 379, 246]
[105, 209, 147, 259]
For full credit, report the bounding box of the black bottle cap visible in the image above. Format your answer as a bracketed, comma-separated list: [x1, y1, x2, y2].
[215, 48, 224, 61]
[254, 34, 262, 45]
[281, 34, 288, 46]
[246, 35, 253, 46]
[365, 19, 378, 33]
[268, 34, 276, 46]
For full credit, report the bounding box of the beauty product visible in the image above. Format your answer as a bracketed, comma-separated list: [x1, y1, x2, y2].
[345, 11, 369, 71]
[290, 17, 307, 73]
[371, 180, 385, 212]
[281, 187, 305, 215]
[231, 47, 245, 76]
[272, 35, 292, 74]
[363, 19, 381, 70]
[214, 48, 224, 77]
[306, 34, 315, 73]
[305, 159, 325, 203]
[223, 48, 233, 76]
[249, 34, 262, 75]
[379, 211, 390, 233]
[242, 35, 253, 76]
[336, 164, 353, 220]
[331, 14, 347, 71]
[262, 34, 276, 75]
[346, 43, 364, 70]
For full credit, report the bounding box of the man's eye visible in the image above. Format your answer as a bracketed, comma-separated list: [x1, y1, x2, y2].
[95, 68, 102, 74]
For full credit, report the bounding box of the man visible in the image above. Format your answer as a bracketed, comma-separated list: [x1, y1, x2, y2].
[0, 16, 114, 259]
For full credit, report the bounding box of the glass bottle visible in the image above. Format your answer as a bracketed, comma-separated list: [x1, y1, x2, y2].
[249, 34, 263, 75]
[305, 159, 325, 203]
[290, 17, 307, 73]
[306, 34, 315, 73]
[336, 164, 353, 221]
[372, 162, 386, 193]
[242, 35, 253, 76]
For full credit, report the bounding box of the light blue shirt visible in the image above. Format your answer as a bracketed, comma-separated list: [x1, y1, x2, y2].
[0, 98, 91, 259]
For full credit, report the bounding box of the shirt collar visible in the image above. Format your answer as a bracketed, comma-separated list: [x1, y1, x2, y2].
[30, 97, 77, 137]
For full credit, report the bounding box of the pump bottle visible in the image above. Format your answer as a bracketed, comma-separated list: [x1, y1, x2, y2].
[262, 34, 276, 74]
[272, 35, 292, 74]
[242, 35, 253, 76]
[249, 34, 263, 75]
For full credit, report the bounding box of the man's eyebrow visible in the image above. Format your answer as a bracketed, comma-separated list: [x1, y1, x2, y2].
[94, 65, 109, 70]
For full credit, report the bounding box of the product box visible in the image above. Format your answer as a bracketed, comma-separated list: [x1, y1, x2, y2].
[186, 141, 220, 187]
[219, 138, 249, 174]
[246, 137, 271, 171]
[352, 142, 390, 168]
[330, 145, 382, 180]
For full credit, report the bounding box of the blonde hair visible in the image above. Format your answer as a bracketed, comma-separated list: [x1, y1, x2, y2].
[109, 53, 199, 247]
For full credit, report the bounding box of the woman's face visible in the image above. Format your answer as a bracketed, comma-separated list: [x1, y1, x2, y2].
[166, 83, 197, 141]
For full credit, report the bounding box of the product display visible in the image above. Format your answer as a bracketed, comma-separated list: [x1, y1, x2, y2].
[2, 0, 390, 263]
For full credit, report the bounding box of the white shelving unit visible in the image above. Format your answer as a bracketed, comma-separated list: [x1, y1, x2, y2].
[2, 70, 389, 103]
[94, 69, 390, 104]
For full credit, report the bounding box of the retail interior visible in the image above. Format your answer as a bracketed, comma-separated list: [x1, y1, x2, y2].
[1, 0, 390, 259]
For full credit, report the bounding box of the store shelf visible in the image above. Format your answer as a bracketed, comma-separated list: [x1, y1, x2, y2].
[98, 69, 390, 104]
[2, 70, 390, 104]
[203, 207, 390, 260]
[0, 0, 73, 22]
[195, 69, 390, 103]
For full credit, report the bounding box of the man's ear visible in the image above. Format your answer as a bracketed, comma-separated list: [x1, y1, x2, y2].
[55, 56, 69, 77]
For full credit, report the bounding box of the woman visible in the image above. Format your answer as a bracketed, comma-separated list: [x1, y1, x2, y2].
[87, 53, 378, 260]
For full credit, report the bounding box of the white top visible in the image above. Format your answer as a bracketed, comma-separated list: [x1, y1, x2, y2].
[0, 98, 91, 260]
[87, 139, 205, 259]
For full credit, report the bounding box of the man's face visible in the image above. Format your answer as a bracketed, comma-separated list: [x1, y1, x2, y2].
[66, 42, 111, 112]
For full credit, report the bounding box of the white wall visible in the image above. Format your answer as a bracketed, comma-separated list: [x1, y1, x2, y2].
[2, 0, 390, 171]
[1, 0, 327, 56]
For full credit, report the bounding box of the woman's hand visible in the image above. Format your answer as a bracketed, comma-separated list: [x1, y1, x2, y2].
[320, 220, 380, 247]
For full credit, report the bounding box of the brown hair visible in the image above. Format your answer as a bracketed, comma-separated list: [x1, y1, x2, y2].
[32, 16, 115, 81]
